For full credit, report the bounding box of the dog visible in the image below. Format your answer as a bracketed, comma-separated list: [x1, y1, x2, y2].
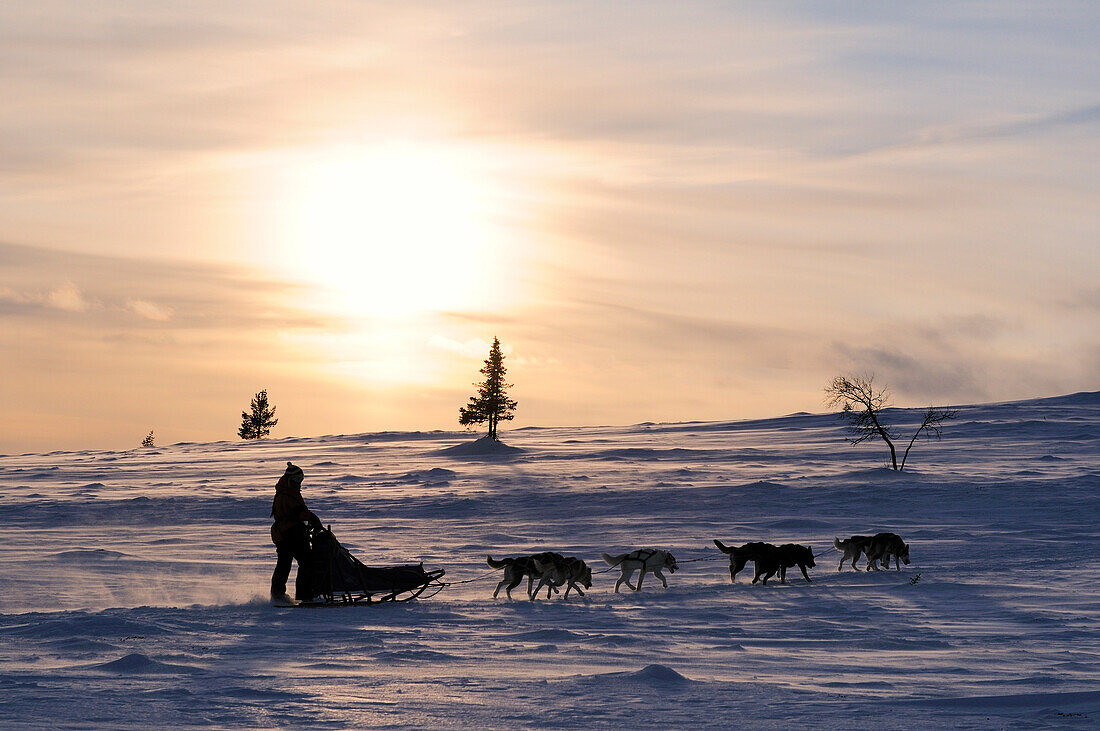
[863, 532, 909, 571]
[531, 555, 593, 599]
[486, 552, 565, 599]
[601, 549, 677, 592]
[713, 540, 815, 585]
[764, 544, 816, 584]
[712, 540, 774, 583]
[832, 535, 873, 572]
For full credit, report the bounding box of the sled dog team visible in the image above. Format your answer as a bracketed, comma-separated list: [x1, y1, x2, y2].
[487, 532, 911, 599]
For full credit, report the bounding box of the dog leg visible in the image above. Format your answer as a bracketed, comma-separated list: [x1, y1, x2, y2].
[653, 568, 668, 588]
[779, 566, 787, 584]
[493, 579, 507, 599]
[838, 556, 845, 572]
[800, 564, 812, 582]
[733, 556, 748, 582]
[761, 569, 776, 585]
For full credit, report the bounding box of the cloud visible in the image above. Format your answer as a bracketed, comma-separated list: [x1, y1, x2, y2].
[427, 335, 492, 359]
[0, 280, 92, 313]
[126, 299, 172, 321]
[46, 282, 89, 312]
[427, 335, 546, 365]
[0, 241, 337, 334]
[0, 285, 31, 306]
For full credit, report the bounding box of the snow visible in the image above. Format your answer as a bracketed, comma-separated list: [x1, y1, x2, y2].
[435, 435, 524, 457]
[1, 393, 1098, 728]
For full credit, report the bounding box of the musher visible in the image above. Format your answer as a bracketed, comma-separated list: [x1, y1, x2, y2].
[270, 461, 322, 602]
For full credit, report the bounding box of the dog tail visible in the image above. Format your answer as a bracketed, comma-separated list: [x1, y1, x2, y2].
[713, 539, 734, 554]
[601, 552, 625, 567]
[486, 555, 511, 569]
[833, 536, 844, 551]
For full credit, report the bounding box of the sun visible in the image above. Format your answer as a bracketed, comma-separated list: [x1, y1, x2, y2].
[285, 142, 503, 318]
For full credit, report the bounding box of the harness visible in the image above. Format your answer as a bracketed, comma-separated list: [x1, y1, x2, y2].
[597, 548, 664, 575]
[631, 549, 661, 570]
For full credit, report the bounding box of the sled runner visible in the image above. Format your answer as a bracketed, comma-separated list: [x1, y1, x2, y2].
[282, 525, 445, 607]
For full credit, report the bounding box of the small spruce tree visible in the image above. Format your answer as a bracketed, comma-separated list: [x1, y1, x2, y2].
[141, 430, 156, 448]
[458, 337, 518, 440]
[238, 389, 279, 440]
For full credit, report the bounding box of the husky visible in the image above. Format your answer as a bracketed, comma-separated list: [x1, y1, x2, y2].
[713, 540, 815, 585]
[863, 533, 910, 571]
[712, 540, 774, 583]
[531, 555, 593, 599]
[832, 535, 873, 572]
[763, 544, 816, 584]
[486, 552, 565, 599]
[601, 549, 677, 593]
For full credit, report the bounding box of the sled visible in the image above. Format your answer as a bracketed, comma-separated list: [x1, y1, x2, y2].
[282, 525, 446, 607]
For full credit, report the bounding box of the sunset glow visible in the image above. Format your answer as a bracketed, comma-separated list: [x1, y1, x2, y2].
[0, 2, 1096, 452]
[281, 143, 508, 318]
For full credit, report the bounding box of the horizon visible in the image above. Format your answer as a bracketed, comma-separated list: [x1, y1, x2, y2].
[2, 2, 1098, 453]
[5, 386, 1096, 458]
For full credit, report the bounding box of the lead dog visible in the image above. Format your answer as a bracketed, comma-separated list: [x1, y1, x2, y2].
[832, 535, 873, 572]
[863, 532, 910, 570]
[601, 549, 678, 592]
[532, 555, 593, 599]
[486, 552, 565, 598]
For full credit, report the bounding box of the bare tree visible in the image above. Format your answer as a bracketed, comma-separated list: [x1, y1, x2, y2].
[140, 430, 156, 448]
[824, 374, 956, 471]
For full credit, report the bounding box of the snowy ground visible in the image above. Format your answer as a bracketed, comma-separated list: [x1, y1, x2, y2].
[1, 392, 1098, 729]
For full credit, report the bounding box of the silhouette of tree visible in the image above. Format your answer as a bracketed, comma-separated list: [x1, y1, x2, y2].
[459, 337, 517, 440]
[140, 430, 156, 448]
[239, 389, 279, 440]
[825, 374, 956, 471]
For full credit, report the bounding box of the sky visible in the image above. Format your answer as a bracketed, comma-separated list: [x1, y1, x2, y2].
[1, 1, 1097, 452]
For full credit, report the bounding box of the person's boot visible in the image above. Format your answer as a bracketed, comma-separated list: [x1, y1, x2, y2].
[271, 581, 294, 604]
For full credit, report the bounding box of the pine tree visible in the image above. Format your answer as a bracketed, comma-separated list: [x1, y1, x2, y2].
[458, 337, 518, 440]
[140, 430, 156, 448]
[239, 389, 279, 440]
